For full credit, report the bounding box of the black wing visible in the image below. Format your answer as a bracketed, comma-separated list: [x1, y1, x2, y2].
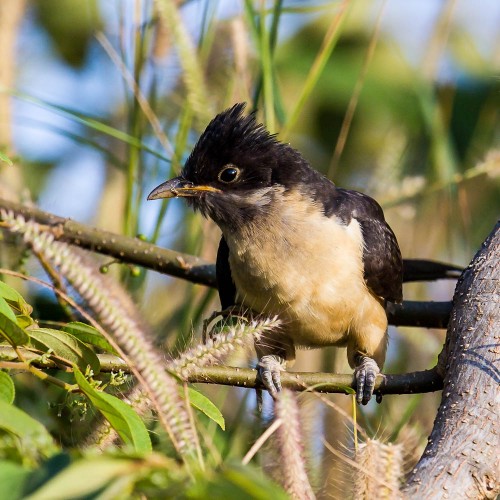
[324, 187, 403, 304]
[216, 236, 237, 309]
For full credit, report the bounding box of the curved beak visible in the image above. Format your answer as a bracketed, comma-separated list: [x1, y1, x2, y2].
[147, 176, 221, 200]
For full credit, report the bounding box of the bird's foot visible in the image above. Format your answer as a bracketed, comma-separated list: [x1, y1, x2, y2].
[257, 354, 286, 398]
[354, 356, 381, 405]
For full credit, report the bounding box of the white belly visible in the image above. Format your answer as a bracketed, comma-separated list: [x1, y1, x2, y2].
[224, 194, 374, 347]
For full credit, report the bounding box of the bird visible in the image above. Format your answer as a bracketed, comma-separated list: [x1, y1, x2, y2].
[148, 103, 403, 405]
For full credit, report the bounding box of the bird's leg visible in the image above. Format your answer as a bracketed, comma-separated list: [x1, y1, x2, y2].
[257, 354, 286, 398]
[354, 355, 381, 405]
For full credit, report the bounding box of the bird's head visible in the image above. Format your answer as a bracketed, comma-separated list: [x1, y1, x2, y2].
[148, 103, 322, 230]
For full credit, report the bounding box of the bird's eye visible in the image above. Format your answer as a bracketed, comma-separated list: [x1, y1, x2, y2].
[218, 165, 240, 184]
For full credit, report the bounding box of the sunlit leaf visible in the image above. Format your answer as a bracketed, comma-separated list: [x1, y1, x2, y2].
[186, 387, 225, 430]
[221, 464, 289, 499]
[0, 400, 57, 457]
[0, 312, 30, 347]
[73, 367, 152, 454]
[0, 281, 33, 316]
[190, 462, 288, 499]
[0, 296, 17, 323]
[0, 461, 30, 500]
[23, 457, 139, 500]
[29, 328, 100, 374]
[62, 321, 117, 354]
[16, 315, 36, 329]
[0, 151, 13, 166]
[0, 371, 15, 404]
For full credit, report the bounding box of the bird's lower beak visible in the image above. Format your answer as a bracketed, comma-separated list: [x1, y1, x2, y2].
[147, 176, 221, 200]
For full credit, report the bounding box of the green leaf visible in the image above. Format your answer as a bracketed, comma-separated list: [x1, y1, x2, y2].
[16, 315, 36, 329]
[187, 387, 225, 431]
[0, 312, 30, 347]
[221, 464, 289, 499]
[190, 462, 288, 499]
[22, 453, 71, 496]
[0, 461, 30, 500]
[23, 457, 139, 500]
[0, 281, 33, 316]
[73, 367, 152, 454]
[0, 296, 17, 323]
[0, 400, 57, 457]
[0, 370, 15, 404]
[62, 321, 117, 354]
[29, 328, 100, 375]
[0, 151, 13, 166]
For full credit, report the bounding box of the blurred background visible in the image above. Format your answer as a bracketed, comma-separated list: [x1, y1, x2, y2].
[1, 0, 499, 494]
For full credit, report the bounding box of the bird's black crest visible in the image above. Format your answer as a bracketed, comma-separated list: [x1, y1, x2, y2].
[183, 103, 280, 179]
[183, 102, 326, 198]
[204, 103, 277, 151]
[193, 103, 278, 155]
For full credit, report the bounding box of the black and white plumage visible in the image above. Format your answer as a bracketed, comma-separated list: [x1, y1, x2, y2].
[148, 103, 403, 404]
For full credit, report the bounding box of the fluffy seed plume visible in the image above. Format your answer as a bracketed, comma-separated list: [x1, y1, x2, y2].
[354, 439, 403, 499]
[275, 389, 316, 500]
[169, 316, 281, 378]
[1, 211, 199, 459]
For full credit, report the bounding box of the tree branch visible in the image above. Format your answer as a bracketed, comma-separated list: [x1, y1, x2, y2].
[0, 198, 214, 286]
[0, 345, 443, 396]
[403, 221, 500, 498]
[387, 300, 451, 329]
[0, 198, 454, 328]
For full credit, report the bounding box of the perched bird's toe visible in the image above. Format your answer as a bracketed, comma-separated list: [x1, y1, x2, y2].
[354, 356, 380, 405]
[257, 354, 285, 398]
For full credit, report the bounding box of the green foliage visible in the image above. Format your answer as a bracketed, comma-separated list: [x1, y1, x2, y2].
[0, 281, 33, 316]
[0, 370, 15, 404]
[0, 311, 30, 347]
[0, 296, 17, 323]
[0, 151, 13, 166]
[0, 460, 31, 500]
[30, 329, 101, 375]
[73, 366, 152, 454]
[186, 387, 225, 431]
[62, 322, 118, 355]
[0, 401, 58, 464]
[0, 279, 153, 452]
[33, 0, 101, 67]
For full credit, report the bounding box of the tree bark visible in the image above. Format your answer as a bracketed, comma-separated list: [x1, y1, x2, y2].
[403, 221, 500, 499]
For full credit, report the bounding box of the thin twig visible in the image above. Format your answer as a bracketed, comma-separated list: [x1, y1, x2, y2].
[328, 0, 387, 177]
[242, 418, 283, 465]
[96, 32, 175, 157]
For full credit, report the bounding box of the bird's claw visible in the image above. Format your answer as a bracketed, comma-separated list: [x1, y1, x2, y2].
[257, 354, 285, 398]
[354, 356, 381, 405]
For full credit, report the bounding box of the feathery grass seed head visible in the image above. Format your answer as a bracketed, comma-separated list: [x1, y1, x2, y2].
[275, 388, 316, 500]
[1, 211, 198, 458]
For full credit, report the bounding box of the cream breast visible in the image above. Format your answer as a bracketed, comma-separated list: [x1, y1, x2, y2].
[223, 189, 375, 346]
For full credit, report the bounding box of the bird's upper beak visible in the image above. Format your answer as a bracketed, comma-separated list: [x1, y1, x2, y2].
[147, 176, 221, 200]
